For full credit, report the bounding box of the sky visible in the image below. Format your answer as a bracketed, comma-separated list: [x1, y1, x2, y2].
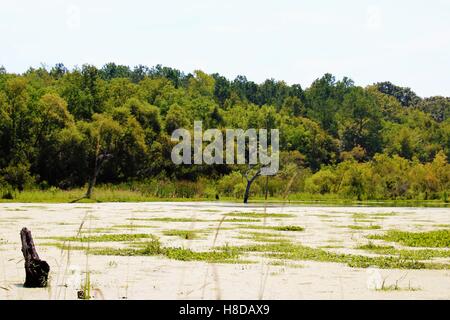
[1, 0, 449, 97]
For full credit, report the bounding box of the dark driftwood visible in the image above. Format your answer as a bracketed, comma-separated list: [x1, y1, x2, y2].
[20, 227, 50, 288]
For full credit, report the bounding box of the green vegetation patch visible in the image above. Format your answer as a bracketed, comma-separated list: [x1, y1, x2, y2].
[41, 242, 87, 251]
[238, 231, 290, 243]
[224, 212, 295, 218]
[351, 213, 370, 219]
[43, 234, 450, 269]
[224, 218, 262, 223]
[319, 245, 345, 249]
[163, 229, 206, 240]
[351, 213, 385, 221]
[128, 217, 211, 223]
[268, 261, 304, 268]
[434, 224, 450, 228]
[347, 225, 382, 230]
[113, 224, 157, 229]
[274, 225, 305, 231]
[368, 229, 450, 248]
[216, 241, 449, 270]
[237, 225, 304, 232]
[91, 239, 244, 263]
[80, 228, 117, 234]
[47, 233, 156, 242]
[377, 283, 421, 292]
[357, 242, 450, 260]
[372, 212, 398, 217]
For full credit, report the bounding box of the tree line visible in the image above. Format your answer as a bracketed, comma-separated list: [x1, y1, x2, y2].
[0, 63, 449, 200]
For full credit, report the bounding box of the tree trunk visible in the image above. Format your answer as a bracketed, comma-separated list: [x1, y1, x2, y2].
[243, 168, 261, 204]
[85, 135, 102, 199]
[264, 176, 269, 200]
[243, 180, 252, 204]
[85, 167, 98, 199]
[85, 152, 111, 199]
[86, 144, 100, 199]
[20, 228, 49, 288]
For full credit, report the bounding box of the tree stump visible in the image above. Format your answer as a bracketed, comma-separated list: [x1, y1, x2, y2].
[20, 227, 50, 288]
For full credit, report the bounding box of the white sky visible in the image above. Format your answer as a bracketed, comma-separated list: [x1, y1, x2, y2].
[1, 0, 449, 97]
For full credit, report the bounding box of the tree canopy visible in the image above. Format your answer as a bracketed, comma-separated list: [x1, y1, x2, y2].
[0, 63, 449, 200]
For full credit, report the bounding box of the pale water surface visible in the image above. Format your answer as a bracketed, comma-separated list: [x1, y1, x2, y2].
[1, 202, 449, 299]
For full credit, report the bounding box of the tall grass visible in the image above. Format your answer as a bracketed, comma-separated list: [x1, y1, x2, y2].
[2, 183, 449, 205]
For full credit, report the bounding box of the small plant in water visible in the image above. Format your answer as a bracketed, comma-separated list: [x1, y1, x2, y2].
[78, 272, 91, 300]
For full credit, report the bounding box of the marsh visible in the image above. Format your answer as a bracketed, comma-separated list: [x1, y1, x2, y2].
[0, 202, 449, 299]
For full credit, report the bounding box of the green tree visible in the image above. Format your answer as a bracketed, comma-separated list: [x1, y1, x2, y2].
[165, 104, 190, 134]
[337, 87, 382, 156]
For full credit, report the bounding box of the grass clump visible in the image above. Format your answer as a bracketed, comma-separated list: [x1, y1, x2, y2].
[217, 241, 449, 270]
[163, 229, 204, 240]
[80, 228, 117, 234]
[377, 280, 421, 292]
[434, 224, 450, 228]
[319, 245, 344, 249]
[368, 229, 450, 247]
[41, 242, 87, 251]
[347, 225, 382, 230]
[357, 242, 394, 251]
[351, 213, 369, 219]
[224, 212, 295, 218]
[113, 224, 156, 229]
[48, 233, 156, 242]
[237, 225, 304, 232]
[273, 225, 304, 232]
[129, 217, 262, 223]
[164, 247, 241, 263]
[373, 212, 398, 217]
[351, 213, 385, 220]
[79, 272, 91, 300]
[44, 234, 449, 269]
[224, 218, 262, 223]
[268, 261, 304, 268]
[238, 231, 290, 243]
[90, 238, 165, 256]
[128, 217, 209, 223]
[357, 242, 450, 260]
[90, 239, 243, 263]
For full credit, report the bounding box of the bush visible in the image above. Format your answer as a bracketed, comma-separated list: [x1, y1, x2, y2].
[217, 172, 244, 196]
[1, 162, 35, 191]
[304, 169, 337, 194]
[1, 188, 14, 199]
[233, 182, 246, 199]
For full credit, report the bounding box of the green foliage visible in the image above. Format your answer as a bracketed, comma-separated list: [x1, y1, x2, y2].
[368, 229, 450, 248]
[63, 238, 243, 263]
[1, 162, 35, 191]
[218, 241, 448, 269]
[224, 212, 295, 218]
[48, 233, 157, 242]
[337, 87, 382, 155]
[303, 151, 450, 200]
[374, 81, 421, 107]
[347, 225, 381, 230]
[273, 225, 305, 231]
[357, 242, 450, 259]
[304, 169, 337, 194]
[163, 229, 205, 240]
[0, 64, 448, 201]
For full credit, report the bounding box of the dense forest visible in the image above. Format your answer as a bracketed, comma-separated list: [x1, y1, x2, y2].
[0, 63, 449, 201]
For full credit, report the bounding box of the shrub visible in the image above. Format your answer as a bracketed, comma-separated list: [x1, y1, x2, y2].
[304, 169, 336, 194]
